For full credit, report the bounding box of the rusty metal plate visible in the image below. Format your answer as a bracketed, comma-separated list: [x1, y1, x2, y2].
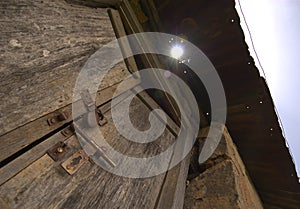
[61, 124, 75, 137]
[98, 117, 108, 126]
[47, 110, 70, 126]
[47, 141, 70, 161]
[61, 150, 89, 175]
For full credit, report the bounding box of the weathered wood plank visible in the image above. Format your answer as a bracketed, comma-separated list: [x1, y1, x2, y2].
[140, 0, 163, 31]
[0, 90, 132, 185]
[156, 154, 191, 209]
[108, 8, 140, 77]
[0, 198, 10, 209]
[118, 1, 208, 127]
[0, 77, 140, 162]
[0, 129, 73, 185]
[66, 0, 122, 7]
[132, 85, 180, 135]
[0, 0, 128, 136]
[118, 1, 181, 125]
[0, 92, 179, 209]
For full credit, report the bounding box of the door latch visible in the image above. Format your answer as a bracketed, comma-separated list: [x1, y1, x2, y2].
[74, 123, 116, 168]
[80, 89, 107, 127]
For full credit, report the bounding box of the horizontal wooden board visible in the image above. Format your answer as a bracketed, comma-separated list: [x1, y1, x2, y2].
[0, 128, 73, 185]
[0, 76, 140, 163]
[0, 90, 182, 209]
[0, 85, 139, 185]
[66, 0, 122, 7]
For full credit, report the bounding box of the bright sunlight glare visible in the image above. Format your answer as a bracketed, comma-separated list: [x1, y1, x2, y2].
[171, 45, 184, 59]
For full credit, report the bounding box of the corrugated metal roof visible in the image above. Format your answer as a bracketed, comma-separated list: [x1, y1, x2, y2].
[153, 0, 300, 208]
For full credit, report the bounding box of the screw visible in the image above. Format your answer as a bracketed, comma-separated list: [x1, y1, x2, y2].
[57, 147, 64, 153]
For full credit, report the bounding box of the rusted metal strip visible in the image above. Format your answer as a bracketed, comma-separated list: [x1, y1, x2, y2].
[61, 150, 89, 175]
[47, 110, 71, 126]
[47, 141, 71, 162]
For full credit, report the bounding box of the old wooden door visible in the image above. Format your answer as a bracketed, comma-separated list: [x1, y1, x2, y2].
[0, 1, 189, 208]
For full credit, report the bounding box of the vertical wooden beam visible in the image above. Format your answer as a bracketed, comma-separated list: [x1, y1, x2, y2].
[118, 0, 208, 127]
[156, 154, 191, 209]
[140, 0, 163, 31]
[108, 9, 140, 78]
[118, 0, 182, 125]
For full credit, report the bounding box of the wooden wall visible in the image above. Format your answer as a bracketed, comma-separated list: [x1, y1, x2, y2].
[0, 0, 127, 136]
[0, 0, 131, 163]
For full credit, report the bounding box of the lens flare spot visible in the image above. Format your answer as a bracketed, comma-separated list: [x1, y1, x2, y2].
[171, 45, 184, 59]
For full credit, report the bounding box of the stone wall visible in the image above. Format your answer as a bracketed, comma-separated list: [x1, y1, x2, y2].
[184, 124, 263, 209]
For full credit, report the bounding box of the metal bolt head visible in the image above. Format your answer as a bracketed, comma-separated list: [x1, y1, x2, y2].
[57, 147, 64, 153]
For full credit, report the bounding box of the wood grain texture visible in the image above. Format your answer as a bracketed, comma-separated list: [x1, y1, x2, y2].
[0, 76, 140, 162]
[0, 0, 128, 136]
[0, 85, 141, 185]
[108, 8, 140, 77]
[0, 128, 73, 185]
[0, 198, 10, 209]
[156, 154, 191, 209]
[0, 93, 181, 209]
[66, 0, 122, 8]
[118, 1, 208, 127]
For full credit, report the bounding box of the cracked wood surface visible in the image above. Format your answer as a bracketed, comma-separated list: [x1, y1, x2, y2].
[0, 0, 128, 136]
[0, 93, 180, 209]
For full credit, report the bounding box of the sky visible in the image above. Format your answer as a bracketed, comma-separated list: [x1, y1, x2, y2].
[235, 0, 300, 177]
